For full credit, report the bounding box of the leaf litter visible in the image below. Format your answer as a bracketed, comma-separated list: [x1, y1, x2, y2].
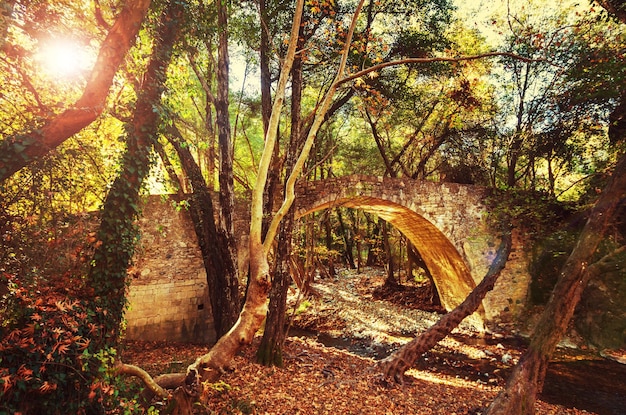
[122, 268, 619, 414]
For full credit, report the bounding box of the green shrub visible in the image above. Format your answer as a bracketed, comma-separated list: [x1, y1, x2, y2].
[0, 274, 144, 414]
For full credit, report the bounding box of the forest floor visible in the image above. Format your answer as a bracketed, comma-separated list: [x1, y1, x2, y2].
[122, 267, 626, 415]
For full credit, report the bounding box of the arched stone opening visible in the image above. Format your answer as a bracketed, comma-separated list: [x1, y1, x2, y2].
[295, 196, 483, 321]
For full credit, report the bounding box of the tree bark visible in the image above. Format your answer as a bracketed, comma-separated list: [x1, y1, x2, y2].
[186, 0, 368, 388]
[166, 124, 240, 339]
[257, 29, 305, 366]
[0, 0, 151, 182]
[87, 0, 182, 346]
[215, 0, 241, 333]
[486, 153, 626, 415]
[377, 230, 512, 382]
[183, 0, 306, 384]
[259, 0, 272, 135]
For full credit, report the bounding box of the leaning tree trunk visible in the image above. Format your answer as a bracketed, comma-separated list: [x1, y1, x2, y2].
[167, 124, 240, 339]
[377, 230, 512, 383]
[0, 0, 151, 182]
[486, 154, 626, 415]
[87, 0, 183, 347]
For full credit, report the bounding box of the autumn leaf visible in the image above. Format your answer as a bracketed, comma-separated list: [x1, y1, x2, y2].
[39, 381, 57, 393]
[56, 343, 70, 355]
[1, 375, 12, 392]
[17, 365, 33, 380]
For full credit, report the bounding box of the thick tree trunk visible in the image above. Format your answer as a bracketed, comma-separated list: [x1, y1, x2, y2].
[87, 0, 182, 346]
[256, 216, 294, 367]
[377, 230, 512, 382]
[486, 154, 626, 415]
[188, 238, 272, 382]
[0, 0, 151, 182]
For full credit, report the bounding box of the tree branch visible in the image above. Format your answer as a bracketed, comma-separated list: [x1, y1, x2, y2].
[337, 52, 548, 88]
[262, 0, 367, 252]
[113, 362, 170, 399]
[0, 0, 151, 182]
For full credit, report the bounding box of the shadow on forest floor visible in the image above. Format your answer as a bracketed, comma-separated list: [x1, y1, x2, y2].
[122, 267, 626, 415]
[287, 267, 626, 415]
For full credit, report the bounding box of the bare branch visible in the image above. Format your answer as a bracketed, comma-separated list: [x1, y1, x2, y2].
[337, 52, 549, 88]
[113, 362, 170, 399]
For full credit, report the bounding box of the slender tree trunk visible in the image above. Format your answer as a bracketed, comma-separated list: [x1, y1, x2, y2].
[381, 220, 396, 286]
[486, 154, 626, 415]
[259, 0, 272, 135]
[377, 230, 512, 382]
[215, 0, 241, 333]
[88, 0, 182, 347]
[0, 0, 151, 181]
[337, 208, 356, 269]
[154, 139, 185, 196]
[407, 242, 439, 304]
[257, 33, 305, 366]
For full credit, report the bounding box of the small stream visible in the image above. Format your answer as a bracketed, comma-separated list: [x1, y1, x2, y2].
[288, 329, 626, 415]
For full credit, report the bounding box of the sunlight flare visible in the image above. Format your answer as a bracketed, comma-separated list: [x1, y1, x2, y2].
[36, 37, 92, 80]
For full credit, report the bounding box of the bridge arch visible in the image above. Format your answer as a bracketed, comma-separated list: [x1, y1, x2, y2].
[293, 175, 529, 324]
[294, 194, 476, 315]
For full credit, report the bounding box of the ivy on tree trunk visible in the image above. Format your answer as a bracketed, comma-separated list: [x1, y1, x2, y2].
[87, 0, 183, 347]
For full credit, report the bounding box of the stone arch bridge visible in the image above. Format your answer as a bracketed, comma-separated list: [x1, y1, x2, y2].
[126, 175, 530, 342]
[292, 175, 530, 324]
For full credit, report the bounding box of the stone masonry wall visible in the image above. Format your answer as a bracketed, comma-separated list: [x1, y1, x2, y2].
[125, 195, 215, 344]
[125, 176, 533, 342]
